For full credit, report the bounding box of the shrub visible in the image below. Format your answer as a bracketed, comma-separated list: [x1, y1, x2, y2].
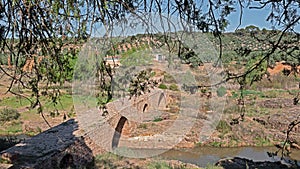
[216, 86, 227, 97]
[163, 73, 176, 83]
[153, 116, 163, 122]
[169, 84, 179, 91]
[138, 123, 147, 129]
[158, 83, 168, 89]
[0, 108, 20, 123]
[148, 161, 172, 169]
[216, 120, 232, 134]
[223, 104, 239, 114]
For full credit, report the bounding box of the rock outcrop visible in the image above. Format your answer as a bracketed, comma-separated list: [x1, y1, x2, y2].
[216, 157, 297, 169]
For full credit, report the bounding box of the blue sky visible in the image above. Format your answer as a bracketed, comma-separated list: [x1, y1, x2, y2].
[91, 4, 300, 37]
[225, 6, 300, 32]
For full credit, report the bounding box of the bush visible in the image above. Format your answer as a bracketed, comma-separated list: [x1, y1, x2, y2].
[158, 83, 168, 89]
[0, 108, 20, 123]
[216, 120, 232, 134]
[216, 86, 227, 97]
[169, 84, 179, 91]
[163, 73, 176, 83]
[148, 161, 172, 169]
[153, 116, 163, 122]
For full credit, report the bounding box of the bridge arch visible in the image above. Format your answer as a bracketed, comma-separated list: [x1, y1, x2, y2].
[112, 116, 128, 149]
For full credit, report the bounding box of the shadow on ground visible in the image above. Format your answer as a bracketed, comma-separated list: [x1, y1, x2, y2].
[1, 119, 94, 169]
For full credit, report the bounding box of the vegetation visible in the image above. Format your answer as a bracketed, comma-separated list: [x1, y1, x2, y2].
[216, 120, 232, 134]
[216, 86, 227, 97]
[147, 161, 173, 169]
[158, 84, 168, 90]
[0, 108, 20, 123]
[169, 84, 179, 91]
[153, 116, 163, 122]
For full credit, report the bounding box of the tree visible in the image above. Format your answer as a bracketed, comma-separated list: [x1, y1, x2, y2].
[245, 25, 260, 35]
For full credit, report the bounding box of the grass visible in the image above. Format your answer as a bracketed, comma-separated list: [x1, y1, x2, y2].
[230, 90, 264, 99]
[244, 107, 259, 117]
[209, 141, 223, 147]
[42, 94, 74, 111]
[147, 161, 173, 169]
[0, 108, 20, 123]
[0, 96, 31, 109]
[0, 156, 10, 164]
[261, 90, 288, 98]
[169, 84, 179, 91]
[138, 123, 147, 129]
[0, 94, 74, 112]
[205, 164, 223, 169]
[95, 152, 122, 162]
[254, 136, 272, 146]
[153, 116, 163, 122]
[0, 93, 75, 135]
[216, 86, 227, 97]
[120, 49, 153, 67]
[163, 73, 177, 84]
[0, 121, 22, 135]
[252, 74, 298, 89]
[223, 104, 239, 114]
[94, 152, 123, 168]
[216, 120, 232, 134]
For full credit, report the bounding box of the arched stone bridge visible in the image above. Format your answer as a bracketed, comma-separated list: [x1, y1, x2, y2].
[76, 88, 172, 151]
[0, 88, 202, 168]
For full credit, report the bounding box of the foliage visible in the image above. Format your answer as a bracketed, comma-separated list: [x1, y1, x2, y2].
[179, 46, 203, 67]
[147, 161, 173, 169]
[216, 86, 227, 97]
[0, 96, 31, 109]
[120, 50, 152, 67]
[254, 136, 272, 146]
[128, 70, 158, 98]
[153, 116, 163, 122]
[205, 164, 223, 169]
[216, 120, 232, 134]
[244, 55, 268, 86]
[138, 123, 147, 129]
[169, 84, 179, 91]
[163, 73, 177, 84]
[223, 104, 239, 114]
[0, 108, 20, 123]
[94, 153, 123, 168]
[158, 83, 168, 90]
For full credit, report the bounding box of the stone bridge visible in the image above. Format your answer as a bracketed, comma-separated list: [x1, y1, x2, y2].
[76, 88, 174, 151]
[0, 88, 211, 167]
[1, 89, 187, 168]
[75, 87, 202, 157]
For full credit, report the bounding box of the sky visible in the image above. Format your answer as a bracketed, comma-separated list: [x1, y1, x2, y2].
[225, 5, 300, 32]
[92, 3, 300, 37]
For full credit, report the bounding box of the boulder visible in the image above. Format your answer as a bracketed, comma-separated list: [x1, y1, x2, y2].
[216, 157, 296, 169]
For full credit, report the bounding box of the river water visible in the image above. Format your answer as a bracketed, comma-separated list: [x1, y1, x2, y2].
[158, 146, 300, 167]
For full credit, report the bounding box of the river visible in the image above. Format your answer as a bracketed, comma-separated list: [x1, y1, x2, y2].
[159, 146, 300, 167]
